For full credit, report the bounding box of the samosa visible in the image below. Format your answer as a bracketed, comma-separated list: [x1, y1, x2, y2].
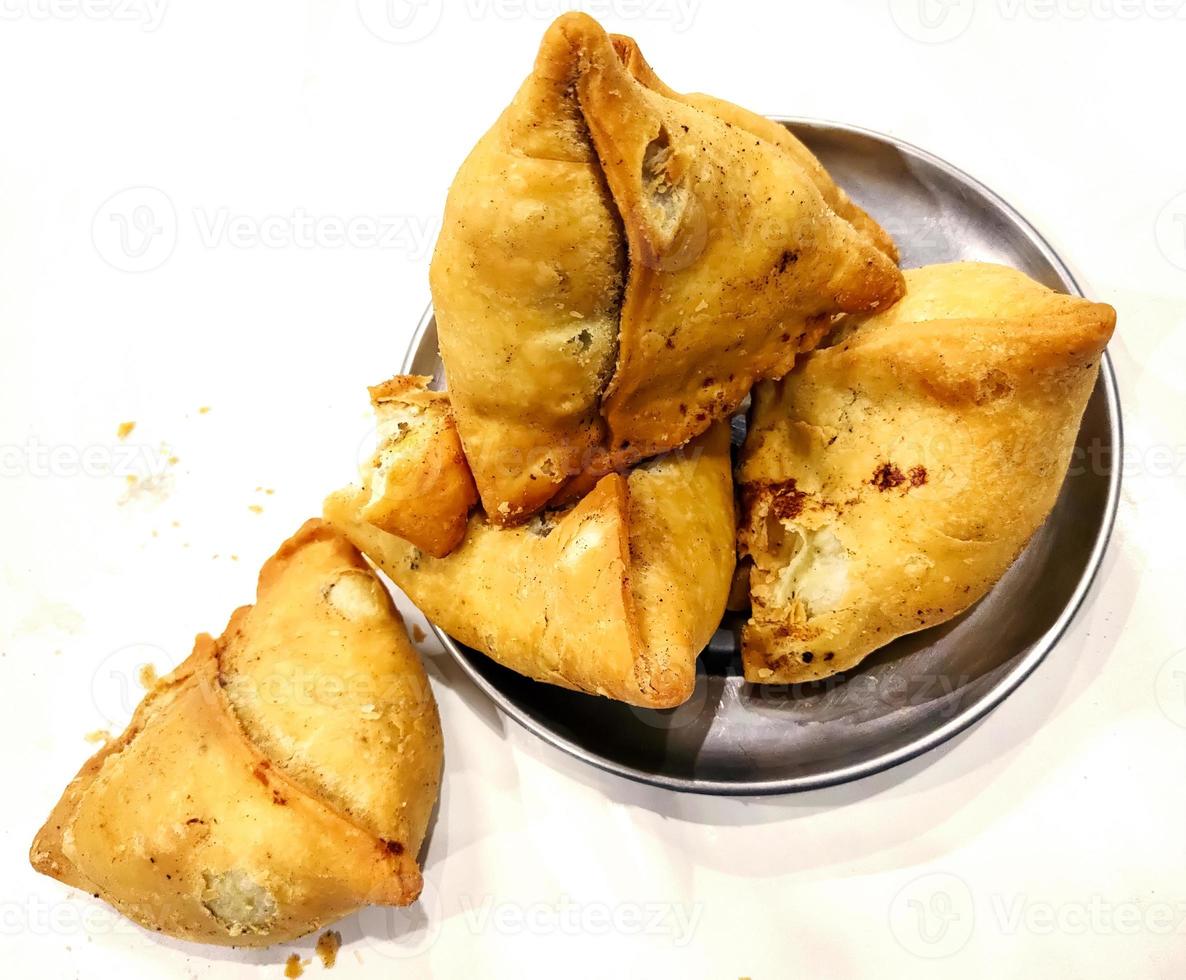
[430, 12, 904, 524]
[739, 263, 1116, 684]
[30, 522, 443, 946]
[326, 423, 736, 708]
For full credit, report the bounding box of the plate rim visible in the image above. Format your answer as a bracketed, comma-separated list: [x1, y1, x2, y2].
[401, 116, 1124, 796]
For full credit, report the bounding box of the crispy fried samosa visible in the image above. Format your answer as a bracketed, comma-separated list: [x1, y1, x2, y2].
[360, 376, 478, 557]
[739, 262, 1116, 684]
[30, 521, 443, 946]
[326, 424, 735, 708]
[430, 12, 903, 524]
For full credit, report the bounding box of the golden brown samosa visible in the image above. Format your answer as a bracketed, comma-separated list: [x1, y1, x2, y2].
[326, 424, 736, 708]
[739, 262, 1116, 684]
[430, 12, 903, 525]
[30, 522, 443, 946]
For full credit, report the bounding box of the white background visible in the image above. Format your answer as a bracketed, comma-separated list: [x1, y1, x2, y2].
[2, 0, 1185, 977]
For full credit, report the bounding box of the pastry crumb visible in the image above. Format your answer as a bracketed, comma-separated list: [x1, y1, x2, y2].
[116, 421, 136, 440]
[198, 406, 211, 414]
[315, 930, 341, 968]
[84, 729, 111, 744]
[283, 954, 304, 978]
[412, 624, 426, 643]
[249, 505, 264, 514]
[138, 664, 159, 689]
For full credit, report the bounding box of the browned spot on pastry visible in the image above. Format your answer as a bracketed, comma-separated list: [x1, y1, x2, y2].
[776, 249, 798, 273]
[381, 839, 404, 856]
[908, 465, 928, 487]
[871, 463, 905, 490]
[770, 481, 807, 520]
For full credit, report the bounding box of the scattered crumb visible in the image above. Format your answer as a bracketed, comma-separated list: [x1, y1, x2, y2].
[411, 624, 426, 643]
[84, 729, 111, 744]
[284, 954, 304, 978]
[171, 520, 180, 528]
[117, 421, 136, 440]
[198, 406, 211, 414]
[151, 530, 159, 538]
[138, 664, 158, 690]
[167, 455, 180, 465]
[231, 554, 239, 562]
[249, 504, 264, 514]
[119, 470, 174, 506]
[212, 554, 219, 560]
[265, 488, 274, 495]
[53, 649, 62, 657]
[315, 930, 341, 968]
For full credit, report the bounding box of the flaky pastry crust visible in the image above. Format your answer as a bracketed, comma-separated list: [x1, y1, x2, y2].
[30, 521, 443, 946]
[326, 424, 735, 708]
[431, 13, 903, 524]
[739, 263, 1116, 683]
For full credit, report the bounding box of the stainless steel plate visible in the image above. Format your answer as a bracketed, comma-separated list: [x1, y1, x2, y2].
[403, 119, 1121, 795]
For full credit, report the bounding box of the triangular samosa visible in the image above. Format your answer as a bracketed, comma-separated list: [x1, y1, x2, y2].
[30, 521, 443, 946]
[430, 12, 904, 524]
[325, 423, 736, 708]
[739, 263, 1116, 683]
